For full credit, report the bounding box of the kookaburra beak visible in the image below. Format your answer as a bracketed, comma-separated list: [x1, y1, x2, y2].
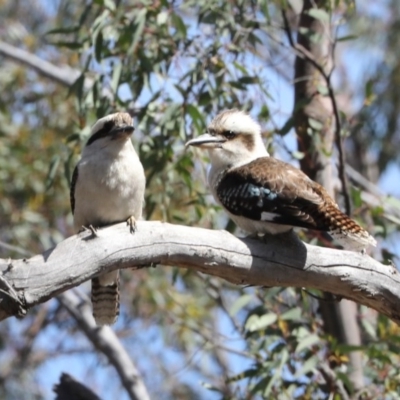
[185, 133, 226, 148]
[111, 125, 135, 139]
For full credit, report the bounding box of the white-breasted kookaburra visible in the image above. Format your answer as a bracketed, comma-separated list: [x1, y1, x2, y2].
[185, 109, 376, 251]
[70, 112, 146, 325]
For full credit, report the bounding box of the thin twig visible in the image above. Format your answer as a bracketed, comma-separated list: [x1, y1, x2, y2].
[281, 9, 351, 215]
[319, 362, 350, 400]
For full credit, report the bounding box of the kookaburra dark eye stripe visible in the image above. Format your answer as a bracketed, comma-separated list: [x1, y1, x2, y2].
[86, 120, 116, 146]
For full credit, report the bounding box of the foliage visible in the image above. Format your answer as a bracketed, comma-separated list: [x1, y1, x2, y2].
[0, 0, 399, 399]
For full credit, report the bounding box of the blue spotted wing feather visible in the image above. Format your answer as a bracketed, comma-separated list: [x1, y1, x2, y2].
[216, 157, 356, 232]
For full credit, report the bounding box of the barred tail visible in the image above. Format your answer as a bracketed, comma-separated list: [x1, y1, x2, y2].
[91, 271, 120, 326]
[326, 209, 377, 251]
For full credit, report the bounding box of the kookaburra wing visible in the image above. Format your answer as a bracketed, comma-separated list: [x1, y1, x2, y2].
[185, 109, 376, 251]
[71, 112, 146, 325]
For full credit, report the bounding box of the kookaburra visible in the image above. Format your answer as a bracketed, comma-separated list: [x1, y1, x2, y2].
[70, 112, 146, 325]
[186, 109, 376, 251]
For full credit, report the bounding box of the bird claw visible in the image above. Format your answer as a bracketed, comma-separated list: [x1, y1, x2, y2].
[79, 225, 98, 237]
[126, 216, 137, 234]
[89, 225, 99, 237]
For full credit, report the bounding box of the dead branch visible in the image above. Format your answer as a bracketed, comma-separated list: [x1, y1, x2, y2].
[0, 221, 397, 325]
[0, 40, 79, 86]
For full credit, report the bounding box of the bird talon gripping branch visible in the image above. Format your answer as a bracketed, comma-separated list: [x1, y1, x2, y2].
[70, 112, 145, 325]
[88, 224, 98, 237]
[186, 109, 376, 252]
[126, 215, 137, 234]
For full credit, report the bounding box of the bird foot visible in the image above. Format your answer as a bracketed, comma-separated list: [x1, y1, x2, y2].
[126, 216, 137, 234]
[79, 225, 98, 238]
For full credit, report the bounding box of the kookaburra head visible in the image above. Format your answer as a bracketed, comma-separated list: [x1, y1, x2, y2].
[186, 109, 376, 252]
[185, 109, 268, 170]
[82, 112, 136, 157]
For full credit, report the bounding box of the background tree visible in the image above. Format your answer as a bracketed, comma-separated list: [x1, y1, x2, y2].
[0, 0, 400, 398]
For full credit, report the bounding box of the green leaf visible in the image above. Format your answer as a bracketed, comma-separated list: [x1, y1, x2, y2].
[245, 313, 277, 332]
[229, 294, 253, 316]
[46, 26, 80, 35]
[93, 0, 115, 10]
[317, 84, 329, 96]
[295, 333, 320, 353]
[157, 11, 168, 25]
[200, 382, 221, 392]
[103, 0, 116, 11]
[308, 117, 323, 131]
[68, 73, 85, 104]
[233, 62, 248, 75]
[227, 368, 259, 383]
[292, 151, 305, 160]
[337, 35, 357, 42]
[335, 371, 353, 392]
[307, 8, 330, 23]
[171, 13, 187, 38]
[280, 307, 303, 321]
[278, 117, 294, 136]
[111, 62, 122, 94]
[228, 81, 245, 90]
[238, 76, 258, 85]
[364, 79, 374, 100]
[264, 349, 288, 395]
[94, 31, 103, 62]
[294, 354, 319, 377]
[361, 318, 378, 340]
[128, 8, 147, 55]
[186, 104, 204, 133]
[50, 41, 82, 49]
[46, 155, 60, 190]
[351, 187, 363, 208]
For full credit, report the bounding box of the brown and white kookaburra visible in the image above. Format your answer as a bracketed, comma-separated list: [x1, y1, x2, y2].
[70, 112, 146, 325]
[186, 109, 376, 251]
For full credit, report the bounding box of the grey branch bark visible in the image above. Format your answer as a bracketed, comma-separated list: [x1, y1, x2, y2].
[58, 291, 151, 400]
[0, 40, 79, 86]
[0, 40, 114, 100]
[0, 221, 398, 325]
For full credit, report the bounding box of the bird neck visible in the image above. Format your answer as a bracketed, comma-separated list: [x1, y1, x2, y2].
[207, 151, 269, 195]
[208, 146, 268, 171]
[82, 138, 134, 160]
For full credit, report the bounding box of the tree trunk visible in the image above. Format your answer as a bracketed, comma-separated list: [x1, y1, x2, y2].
[291, 0, 364, 390]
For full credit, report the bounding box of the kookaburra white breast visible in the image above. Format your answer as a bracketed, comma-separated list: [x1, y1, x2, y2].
[185, 109, 376, 251]
[70, 112, 146, 325]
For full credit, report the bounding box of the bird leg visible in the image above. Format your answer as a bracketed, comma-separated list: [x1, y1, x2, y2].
[88, 225, 98, 237]
[126, 216, 137, 234]
[78, 225, 98, 238]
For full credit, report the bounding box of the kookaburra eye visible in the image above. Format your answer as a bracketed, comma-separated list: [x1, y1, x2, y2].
[223, 130, 236, 139]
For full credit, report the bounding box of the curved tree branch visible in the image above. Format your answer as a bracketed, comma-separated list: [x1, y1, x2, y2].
[0, 221, 397, 324]
[0, 240, 151, 400]
[0, 40, 79, 86]
[58, 291, 151, 400]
